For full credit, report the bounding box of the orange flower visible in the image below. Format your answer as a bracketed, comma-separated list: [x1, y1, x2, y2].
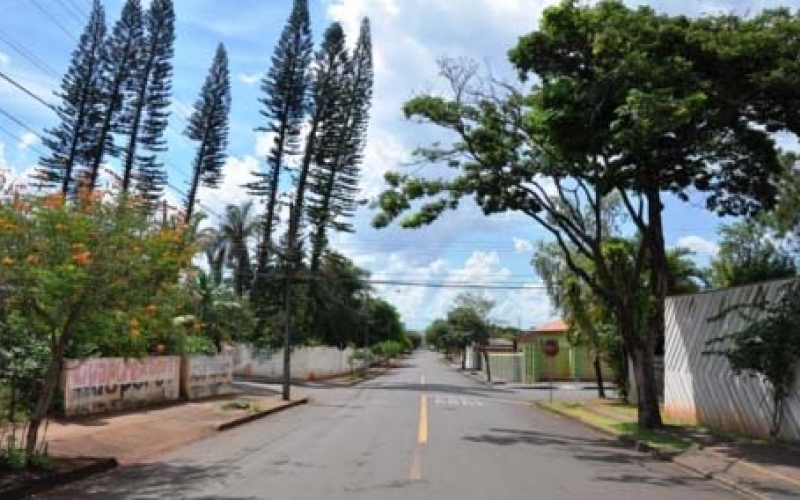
[25, 254, 39, 265]
[156, 343, 166, 354]
[41, 194, 65, 209]
[145, 304, 158, 313]
[54, 223, 66, 231]
[72, 251, 92, 266]
[129, 318, 141, 338]
[2, 256, 15, 266]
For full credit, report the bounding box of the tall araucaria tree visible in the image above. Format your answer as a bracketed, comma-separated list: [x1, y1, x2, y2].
[246, 0, 313, 333]
[82, 0, 144, 192]
[184, 43, 231, 222]
[118, 0, 175, 207]
[307, 18, 373, 275]
[34, 0, 106, 196]
[284, 22, 350, 273]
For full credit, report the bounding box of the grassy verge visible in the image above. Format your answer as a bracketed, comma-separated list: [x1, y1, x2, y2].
[536, 401, 699, 453]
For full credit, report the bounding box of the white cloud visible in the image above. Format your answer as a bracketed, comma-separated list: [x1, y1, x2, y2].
[238, 72, 262, 85]
[0, 51, 9, 67]
[513, 237, 533, 253]
[196, 154, 261, 221]
[17, 132, 38, 151]
[675, 235, 719, 257]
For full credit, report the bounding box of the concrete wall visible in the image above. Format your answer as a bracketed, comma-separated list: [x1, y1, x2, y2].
[62, 356, 180, 416]
[664, 279, 800, 440]
[181, 353, 233, 400]
[233, 344, 363, 381]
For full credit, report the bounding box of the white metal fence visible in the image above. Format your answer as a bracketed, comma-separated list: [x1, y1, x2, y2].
[487, 352, 525, 383]
[664, 278, 800, 440]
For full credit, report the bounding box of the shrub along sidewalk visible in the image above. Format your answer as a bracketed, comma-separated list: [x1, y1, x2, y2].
[537, 399, 800, 500]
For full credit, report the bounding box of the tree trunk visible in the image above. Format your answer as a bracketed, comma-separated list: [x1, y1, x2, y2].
[630, 344, 662, 429]
[594, 353, 606, 399]
[461, 348, 466, 370]
[25, 342, 63, 458]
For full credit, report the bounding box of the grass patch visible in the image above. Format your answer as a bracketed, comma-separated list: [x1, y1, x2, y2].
[537, 401, 698, 452]
[220, 400, 258, 412]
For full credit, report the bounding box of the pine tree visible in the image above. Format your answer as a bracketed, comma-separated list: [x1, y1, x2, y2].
[82, 0, 143, 192]
[307, 18, 373, 274]
[285, 23, 350, 269]
[246, 0, 313, 327]
[34, 0, 106, 196]
[184, 43, 231, 222]
[119, 0, 174, 207]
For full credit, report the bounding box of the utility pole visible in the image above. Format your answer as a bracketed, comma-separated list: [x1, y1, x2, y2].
[282, 203, 296, 401]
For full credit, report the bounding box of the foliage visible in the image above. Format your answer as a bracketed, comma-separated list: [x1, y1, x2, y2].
[710, 219, 796, 288]
[372, 2, 800, 429]
[248, 0, 313, 322]
[119, 0, 175, 205]
[83, 0, 144, 192]
[307, 17, 373, 275]
[33, 0, 106, 196]
[370, 340, 403, 366]
[366, 297, 405, 345]
[184, 43, 231, 222]
[598, 324, 629, 402]
[705, 283, 800, 437]
[218, 202, 258, 298]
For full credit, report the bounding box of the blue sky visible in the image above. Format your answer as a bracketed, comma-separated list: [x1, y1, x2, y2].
[0, 0, 793, 331]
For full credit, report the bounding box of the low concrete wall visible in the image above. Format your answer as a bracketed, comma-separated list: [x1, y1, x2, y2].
[62, 356, 180, 416]
[233, 345, 362, 381]
[181, 353, 233, 400]
[488, 352, 524, 383]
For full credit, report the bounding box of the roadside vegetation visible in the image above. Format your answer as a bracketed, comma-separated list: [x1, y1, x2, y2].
[382, 0, 800, 432]
[0, 0, 415, 470]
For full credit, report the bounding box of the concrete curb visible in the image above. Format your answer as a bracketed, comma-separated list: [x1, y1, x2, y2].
[216, 397, 309, 431]
[1, 457, 118, 500]
[532, 402, 765, 500]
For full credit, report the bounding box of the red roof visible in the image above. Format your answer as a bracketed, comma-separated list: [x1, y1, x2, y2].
[533, 318, 568, 333]
[517, 318, 569, 341]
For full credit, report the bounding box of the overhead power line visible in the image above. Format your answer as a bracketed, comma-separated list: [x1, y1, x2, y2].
[0, 71, 57, 111]
[30, 0, 78, 42]
[0, 32, 61, 79]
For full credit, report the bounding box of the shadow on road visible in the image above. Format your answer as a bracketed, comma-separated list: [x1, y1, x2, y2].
[461, 427, 721, 489]
[38, 462, 254, 500]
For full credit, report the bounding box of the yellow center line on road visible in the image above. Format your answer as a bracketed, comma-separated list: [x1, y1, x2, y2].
[418, 394, 428, 444]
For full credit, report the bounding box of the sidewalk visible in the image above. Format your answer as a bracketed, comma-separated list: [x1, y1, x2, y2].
[43, 391, 306, 465]
[540, 399, 800, 500]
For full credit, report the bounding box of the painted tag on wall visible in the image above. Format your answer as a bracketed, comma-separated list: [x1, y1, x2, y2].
[62, 356, 181, 416]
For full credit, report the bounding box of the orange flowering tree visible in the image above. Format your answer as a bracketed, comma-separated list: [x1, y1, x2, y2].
[0, 191, 195, 459]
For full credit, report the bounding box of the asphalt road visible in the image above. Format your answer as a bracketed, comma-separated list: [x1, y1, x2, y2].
[35, 350, 741, 500]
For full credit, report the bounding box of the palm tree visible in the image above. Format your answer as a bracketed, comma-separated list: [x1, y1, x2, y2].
[219, 201, 259, 297]
[197, 227, 227, 287]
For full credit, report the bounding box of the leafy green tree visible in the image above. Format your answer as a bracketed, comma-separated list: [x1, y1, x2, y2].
[119, 0, 175, 206]
[374, 3, 798, 429]
[367, 297, 405, 345]
[34, 0, 106, 196]
[667, 248, 709, 295]
[83, 0, 143, 192]
[307, 17, 374, 275]
[184, 43, 231, 222]
[0, 192, 194, 459]
[711, 219, 796, 288]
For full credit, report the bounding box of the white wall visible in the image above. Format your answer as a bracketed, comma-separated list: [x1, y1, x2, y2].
[664, 279, 800, 440]
[233, 345, 364, 381]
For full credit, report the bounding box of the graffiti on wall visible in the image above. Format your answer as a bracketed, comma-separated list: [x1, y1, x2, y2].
[63, 357, 181, 416]
[182, 354, 233, 400]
